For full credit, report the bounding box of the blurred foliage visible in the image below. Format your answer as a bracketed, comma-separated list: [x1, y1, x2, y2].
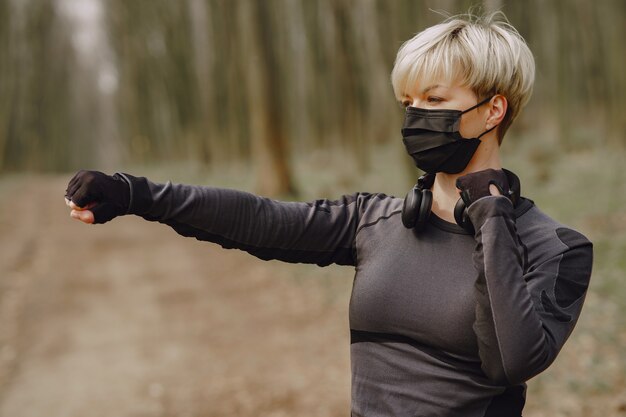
[0, 1, 625, 413]
[0, 0, 624, 188]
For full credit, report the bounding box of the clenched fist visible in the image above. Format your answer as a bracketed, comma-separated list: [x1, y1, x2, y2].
[65, 170, 130, 224]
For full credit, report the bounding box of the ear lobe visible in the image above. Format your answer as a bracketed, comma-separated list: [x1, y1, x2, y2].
[487, 95, 508, 128]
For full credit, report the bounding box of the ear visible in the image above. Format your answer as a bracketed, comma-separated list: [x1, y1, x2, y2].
[486, 95, 507, 130]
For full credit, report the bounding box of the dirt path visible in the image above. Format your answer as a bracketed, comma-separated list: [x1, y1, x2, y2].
[0, 175, 352, 417]
[1, 175, 624, 417]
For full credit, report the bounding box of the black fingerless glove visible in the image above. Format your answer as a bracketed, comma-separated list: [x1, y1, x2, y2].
[65, 170, 131, 224]
[455, 168, 511, 206]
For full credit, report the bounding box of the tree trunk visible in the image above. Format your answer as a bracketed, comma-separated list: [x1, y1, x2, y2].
[240, 0, 297, 197]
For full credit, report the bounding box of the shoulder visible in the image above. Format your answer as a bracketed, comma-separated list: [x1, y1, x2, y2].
[302, 192, 402, 232]
[352, 192, 403, 230]
[311, 192, 403, 236]
[516, 199, 593, 269]
[304, 192, 399, 213]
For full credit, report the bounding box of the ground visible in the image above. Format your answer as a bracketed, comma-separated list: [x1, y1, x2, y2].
[0, 173, 624, 417]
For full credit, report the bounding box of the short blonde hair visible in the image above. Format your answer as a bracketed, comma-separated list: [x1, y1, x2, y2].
[391, 12, 535, 143]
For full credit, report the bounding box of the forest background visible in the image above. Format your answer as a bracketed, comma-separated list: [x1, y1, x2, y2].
[0, 0, 625, 416]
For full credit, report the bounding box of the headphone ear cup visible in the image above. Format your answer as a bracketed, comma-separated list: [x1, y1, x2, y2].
[414, 189, 432, 232]
[503, 168, 521, 207]
[454, 198, 475, 235]
[454, 198, 466, 227]
[402, 187, 422, 229]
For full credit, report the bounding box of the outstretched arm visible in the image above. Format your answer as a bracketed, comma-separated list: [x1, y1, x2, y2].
[66, 170, 365, 266]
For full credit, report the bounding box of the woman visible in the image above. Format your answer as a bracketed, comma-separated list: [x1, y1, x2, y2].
[65, 12, 593, 417]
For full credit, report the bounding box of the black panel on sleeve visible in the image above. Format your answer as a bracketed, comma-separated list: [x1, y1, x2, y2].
[555, 228, 593, 308]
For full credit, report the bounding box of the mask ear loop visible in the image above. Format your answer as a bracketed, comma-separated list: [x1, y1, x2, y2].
[476, 124, 498, 139]
[461, 96, 498, 140]
[460, 96, 493, 115]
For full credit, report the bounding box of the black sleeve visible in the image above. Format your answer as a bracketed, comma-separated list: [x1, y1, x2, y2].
[118, 173, 364, 266]
[467, 196, 593, 386]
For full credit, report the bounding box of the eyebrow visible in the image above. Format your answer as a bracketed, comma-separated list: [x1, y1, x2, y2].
[401, 84, 445, 99]
[421, 84, 444, 94]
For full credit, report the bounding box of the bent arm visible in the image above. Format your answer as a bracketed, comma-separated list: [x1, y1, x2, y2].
[468, 196, 593, 386]
[119, 173, 361, 266]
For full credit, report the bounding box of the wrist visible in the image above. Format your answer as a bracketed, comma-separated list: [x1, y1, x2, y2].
[466, 195, 515, 225]
[112, 173, 132, 214]
[115, 173, 153, 216]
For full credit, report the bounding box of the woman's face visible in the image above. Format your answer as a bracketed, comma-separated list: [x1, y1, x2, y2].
[400, 81, 489, 140]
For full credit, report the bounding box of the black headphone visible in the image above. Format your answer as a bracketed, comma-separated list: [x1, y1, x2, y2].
[401, 169, 521, 234]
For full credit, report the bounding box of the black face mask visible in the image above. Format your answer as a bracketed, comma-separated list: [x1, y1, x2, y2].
[401, 96, 495, 174]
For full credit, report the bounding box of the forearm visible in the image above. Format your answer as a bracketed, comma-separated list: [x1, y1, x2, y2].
[469, 197, 550, 385]
[119, 173, 358, 266]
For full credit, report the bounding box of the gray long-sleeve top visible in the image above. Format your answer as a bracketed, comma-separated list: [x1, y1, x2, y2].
[119, 173, 593, 417]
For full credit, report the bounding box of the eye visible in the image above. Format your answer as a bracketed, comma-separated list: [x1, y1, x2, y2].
[427, 96, 444, 103]
[400, 100, 411, 108]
